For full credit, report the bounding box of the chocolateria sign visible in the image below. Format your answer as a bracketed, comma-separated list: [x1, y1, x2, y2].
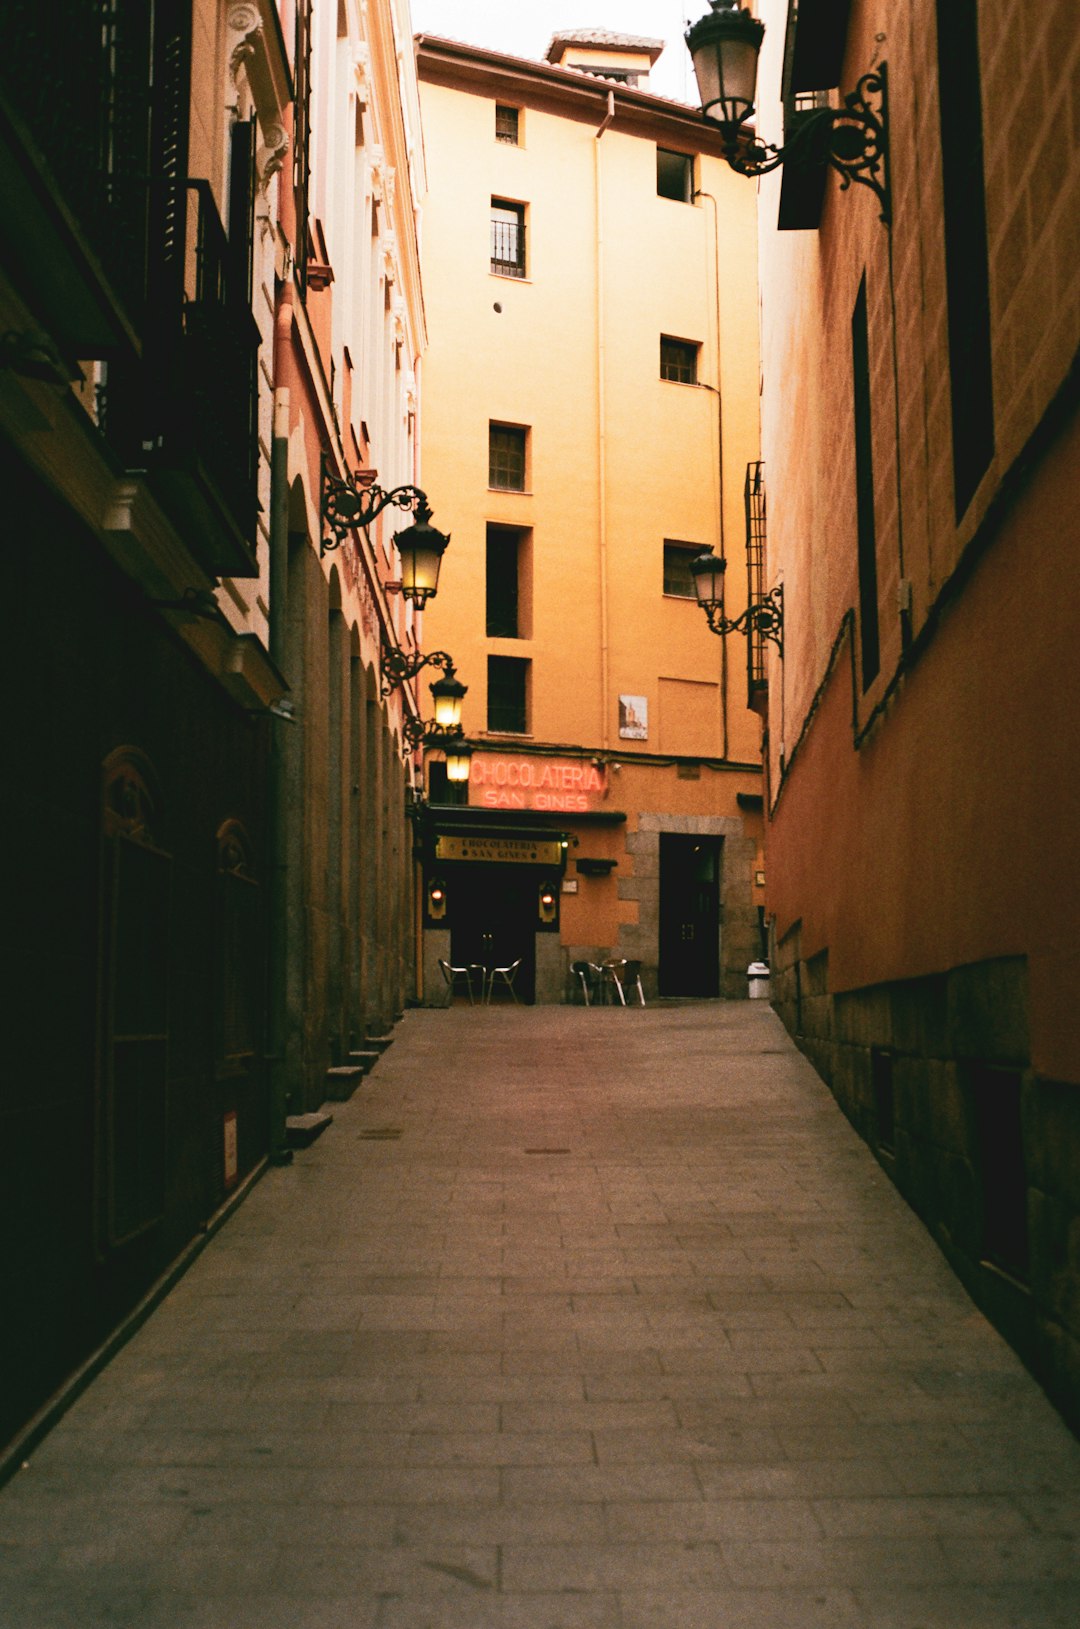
[470, 752, 607, 813]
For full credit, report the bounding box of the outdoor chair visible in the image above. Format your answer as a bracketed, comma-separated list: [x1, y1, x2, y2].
[599, 960, 627, 1005]
[486, 957, 522, 1004]
[571, 960, 594, 1005]
[613, 958, 645, 1005]
[438, 957, 481, 1005]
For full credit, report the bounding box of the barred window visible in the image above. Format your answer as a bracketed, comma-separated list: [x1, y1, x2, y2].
[495, 105, 520, 144]
[663, 542, 700, 598]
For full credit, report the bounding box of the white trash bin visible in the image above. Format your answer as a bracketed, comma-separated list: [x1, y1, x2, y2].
[747, 961, 771, 999]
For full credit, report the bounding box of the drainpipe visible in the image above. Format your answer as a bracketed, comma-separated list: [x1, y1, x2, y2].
[693, 188, 729, 760]
[595, 91, 614, 748]
[267, 383, 292, 1162]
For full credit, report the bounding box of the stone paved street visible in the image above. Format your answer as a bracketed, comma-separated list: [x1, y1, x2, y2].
[3, 1002, 1080, 1627]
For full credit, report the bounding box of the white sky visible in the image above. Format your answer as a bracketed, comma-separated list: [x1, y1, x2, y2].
[409, 1, 701, 105]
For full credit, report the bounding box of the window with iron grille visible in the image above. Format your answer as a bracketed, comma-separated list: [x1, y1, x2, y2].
[489, 423, 527, 491]
[663, 541, 700, 598]
[657, 148, 694, 202]
[495, 104, 520, 144]
[491, 198, 526, 276]
[488, 655, 529, 734]
[660, 336, 698, 384]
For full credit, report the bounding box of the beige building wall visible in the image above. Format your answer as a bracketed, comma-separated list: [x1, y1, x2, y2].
[416, 37, 765, 1001]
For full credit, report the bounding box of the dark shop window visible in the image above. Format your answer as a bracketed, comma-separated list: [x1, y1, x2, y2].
[971, 1064, 1029, 1282]
[657, 147, 694, 202]
[660, 336, 698, 384]
[488, 655, 529, 734]
[486, 525, 522, 636]
[936, 0, 994, 519]
[872, 1046, 896, 1153]
[489, 422, 527, 491]
[851, 273, 880, 689]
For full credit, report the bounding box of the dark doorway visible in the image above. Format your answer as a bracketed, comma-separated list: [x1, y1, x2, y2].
[659, 834, 721, 996]
[448, 864, 537, 1002]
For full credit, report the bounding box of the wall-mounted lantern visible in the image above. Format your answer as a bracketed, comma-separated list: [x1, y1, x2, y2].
[685, 1, 890, 225]
[427, 878, 448, 920]
[538, 881, 558, 926]
[320, 455, 451, 603]
[690, 550, 783, 655]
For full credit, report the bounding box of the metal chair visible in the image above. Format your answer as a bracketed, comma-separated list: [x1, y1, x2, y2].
[438, 957, 481, 1005]
[599, 960, 627, 1005]
[571, 960, 594, 1005]
[613, 958, 645, 1005]
[486, 957, 522, 1004]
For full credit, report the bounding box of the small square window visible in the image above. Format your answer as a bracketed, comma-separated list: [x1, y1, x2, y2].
[495, 105, 520, 144]
[661, 337, 699, 384]
[488, 656, 529, 734]
[657, 148, 694, 202]
[489, 423, 527, 491]
[491, 198, 526, 277]
[663, 542, 701, 598]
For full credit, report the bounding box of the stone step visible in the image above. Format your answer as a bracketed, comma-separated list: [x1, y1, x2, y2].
[324, 1065, 365, 1101]
[348, 1048, 382, 1069]
[285, 1110, 333, 1148]
[365, 1035, 394, 1054]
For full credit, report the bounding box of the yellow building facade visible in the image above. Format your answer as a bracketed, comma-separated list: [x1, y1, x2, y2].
[414, 33, 765, 1003]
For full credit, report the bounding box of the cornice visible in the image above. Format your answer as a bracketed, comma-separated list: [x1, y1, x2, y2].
[415, 34, 749, 154]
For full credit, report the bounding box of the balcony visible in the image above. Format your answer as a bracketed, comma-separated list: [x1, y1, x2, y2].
[0, 0, 157, 355]
[102, 177, 260, 577]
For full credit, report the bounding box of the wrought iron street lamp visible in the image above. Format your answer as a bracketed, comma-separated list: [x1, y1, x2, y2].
[685, 1, 890, 225]
[690, 550, 783, 653]
[320, 456, 451, 604]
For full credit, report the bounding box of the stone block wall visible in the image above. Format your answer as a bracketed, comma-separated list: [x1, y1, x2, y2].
[773, 929, 1080, 1431]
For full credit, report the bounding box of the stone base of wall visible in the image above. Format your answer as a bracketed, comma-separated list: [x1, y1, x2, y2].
[773, 928, 1080, 1433]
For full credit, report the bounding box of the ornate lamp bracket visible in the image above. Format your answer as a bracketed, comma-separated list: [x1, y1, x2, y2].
[401, 717, 464, 754]
[320, 452, 430, 556]
[704, 584, 784, 653]
[726, 67, 890, 226]
[380, 645, 456, 699]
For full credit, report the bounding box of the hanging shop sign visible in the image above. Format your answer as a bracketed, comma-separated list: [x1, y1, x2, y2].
[434, 833, 564, 866]
[469, 752, 607, 813]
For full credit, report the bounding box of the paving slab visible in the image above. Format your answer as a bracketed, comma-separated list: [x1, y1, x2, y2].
[3, 1002, 1080, 1628]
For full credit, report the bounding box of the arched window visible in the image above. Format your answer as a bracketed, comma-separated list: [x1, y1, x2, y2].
[216, 819, 259, 1065]
[97, 750, 171, 1253]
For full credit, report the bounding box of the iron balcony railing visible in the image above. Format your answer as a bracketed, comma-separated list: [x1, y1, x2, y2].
[490, 217, 526, 278]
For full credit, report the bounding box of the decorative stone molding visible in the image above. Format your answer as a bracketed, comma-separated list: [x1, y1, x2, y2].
[370, 145, 386, 204]
[257, 124, 290, 187]
[382, 232, 398, 287]
[354, 42, 371, 108]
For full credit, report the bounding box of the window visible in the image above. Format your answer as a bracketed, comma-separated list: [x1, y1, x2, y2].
[657, 148, 693, 202]
[487, 525, 526, 636]
[488, 655, 529, 734]
[663, 541, 700, 598]
[936, 0, 994, 519]
[495, 104, 520, 144]
[851, 275, 880, 689]
[660, 337, 698, 384]
[491, 198, 526, 277]
[489, 423, 527, 491]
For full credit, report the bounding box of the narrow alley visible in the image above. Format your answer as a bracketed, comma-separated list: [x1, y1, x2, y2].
[3, 1003, 1078, 1628]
